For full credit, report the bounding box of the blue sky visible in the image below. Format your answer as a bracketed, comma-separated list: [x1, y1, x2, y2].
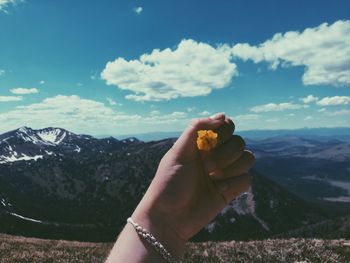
[0, 0, 349, 136]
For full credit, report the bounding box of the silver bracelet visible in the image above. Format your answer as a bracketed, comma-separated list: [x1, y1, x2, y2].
[127, 217, 179, 263]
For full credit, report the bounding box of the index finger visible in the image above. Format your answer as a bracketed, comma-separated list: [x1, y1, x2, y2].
[214, 117, 235, 147]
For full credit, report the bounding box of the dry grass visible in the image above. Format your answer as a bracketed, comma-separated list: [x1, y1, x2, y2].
[1, 234, 350, 263]
[0, 234, 112, 263]
[183, 239, 350, 263]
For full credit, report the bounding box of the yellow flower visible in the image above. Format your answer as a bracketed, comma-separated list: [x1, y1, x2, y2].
[196, 130, 218, 151]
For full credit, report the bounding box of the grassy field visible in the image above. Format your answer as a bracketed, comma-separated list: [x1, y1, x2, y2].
[1, 233, 350, 262]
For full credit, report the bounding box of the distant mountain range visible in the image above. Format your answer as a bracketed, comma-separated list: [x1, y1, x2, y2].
[0, 126, 349, 242]
[114, 127, 350, 142]
[249, 135, 350, 202]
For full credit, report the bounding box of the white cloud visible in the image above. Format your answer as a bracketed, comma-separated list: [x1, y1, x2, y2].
[316, 96, 350, 106]
[199, 111, 211, 116]
[150, 110, 160, 116]
[304, 116, 313, 121]
[233, 114, 260, 121]
[39, 80, 45, 85]
[101, 39, 237, 101]
[250, 102, 308, 113]
[142, 111, 189, 125]
[0, 95, 142, 134]
[0, 95, 192, 135]
[327, 109, 350, 116]
[0, 0, 21, 12]
[266, 118, 279, 123]
[134, 6, 143, 14]
[0, 69, 5, 76]
[90, 75, 96, 80]
[231, 20, 350, 87]
[318, 108, 326, 112]
[170, 111, 187, 118]
[106, 97, 117, 106]
[187, 107, 196, 112]
[77, 83, 83, 87]
[286, 113, 295, 117]
[300, 95, 319, 104]
[10, 88, 39, 95]
[0, 95, 22, 102]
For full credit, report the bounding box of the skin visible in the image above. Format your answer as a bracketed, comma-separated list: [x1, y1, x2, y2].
[106, 113, 255, 262]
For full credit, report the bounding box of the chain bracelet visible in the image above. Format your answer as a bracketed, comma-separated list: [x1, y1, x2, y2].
[127, 217, 179, 263]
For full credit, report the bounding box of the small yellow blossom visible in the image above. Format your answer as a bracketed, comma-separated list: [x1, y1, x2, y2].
[197, 130, 218, 151]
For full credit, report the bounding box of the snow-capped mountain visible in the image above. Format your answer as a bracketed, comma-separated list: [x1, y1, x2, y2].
[0, 126, 139, 164]
[0, 127, 69, 163]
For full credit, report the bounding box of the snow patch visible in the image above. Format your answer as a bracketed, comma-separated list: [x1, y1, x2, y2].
[206, 222, 216, 233]
[74, 146, 81, 153]
[37, 129, 66, 145]
[10, 212, 43, 223]
[0, 154, 43, 164]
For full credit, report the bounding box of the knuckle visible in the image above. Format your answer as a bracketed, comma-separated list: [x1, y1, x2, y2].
[232, 135, 245, 151]
[190, 117, 208, 129]
[226, 118, 235, 133]
[245, 150, 255, 163]
[190, 118, 201, 129]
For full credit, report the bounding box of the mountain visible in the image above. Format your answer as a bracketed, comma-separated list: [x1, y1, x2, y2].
[240, 127, 350, 141]
[247, 136, 350, 203]
[0, 127, 330, 242]
[275, 214, 350, 239]
[0, 126, 141, 164]
[114, 127, 350, 142]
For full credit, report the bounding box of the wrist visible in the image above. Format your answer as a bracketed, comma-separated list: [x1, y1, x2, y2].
[132, 204, 187, 261]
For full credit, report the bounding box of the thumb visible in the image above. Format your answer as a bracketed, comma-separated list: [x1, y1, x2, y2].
[172, 113, 226, 162]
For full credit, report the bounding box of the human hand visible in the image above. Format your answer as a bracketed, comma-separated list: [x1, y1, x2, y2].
[132, 113, 255, 258]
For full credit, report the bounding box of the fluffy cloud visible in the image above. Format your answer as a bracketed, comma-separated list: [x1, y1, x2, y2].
[0, 0, 21, 12]
[142, 111, 188, 125]
[150, 110, 160, 116]
[266, 118, 279, 123]
[106, 97, 117, 106]
[134, 6, 143, 14]
[328, 109, 350, 116]
[0, 95, 192, 135]
[0, 69, 5, 76]
[300, 95, 319, 104]
[231, 20, 350, 87]
[316, 96, 350, 106]
[0, 95, 140, 134]
[10, 88, 39, 95]
[199, 111, 211, 116]
[233, 114, 260, 121]
[0, 95, 22, 102]
[250, 102, 308, 113]
[101, 39, 237, 101]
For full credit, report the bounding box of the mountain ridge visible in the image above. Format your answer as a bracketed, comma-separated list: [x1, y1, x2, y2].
[0, 126, 330, 242]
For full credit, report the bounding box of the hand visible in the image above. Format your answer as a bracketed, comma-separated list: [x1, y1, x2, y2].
[132, 113, 255, 258]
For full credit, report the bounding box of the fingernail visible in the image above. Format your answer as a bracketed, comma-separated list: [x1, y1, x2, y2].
[204, 159, 217, 173]
[209, 112, 225, 120]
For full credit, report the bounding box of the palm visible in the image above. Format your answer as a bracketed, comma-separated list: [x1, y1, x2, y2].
[153, 151, 225, 240]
